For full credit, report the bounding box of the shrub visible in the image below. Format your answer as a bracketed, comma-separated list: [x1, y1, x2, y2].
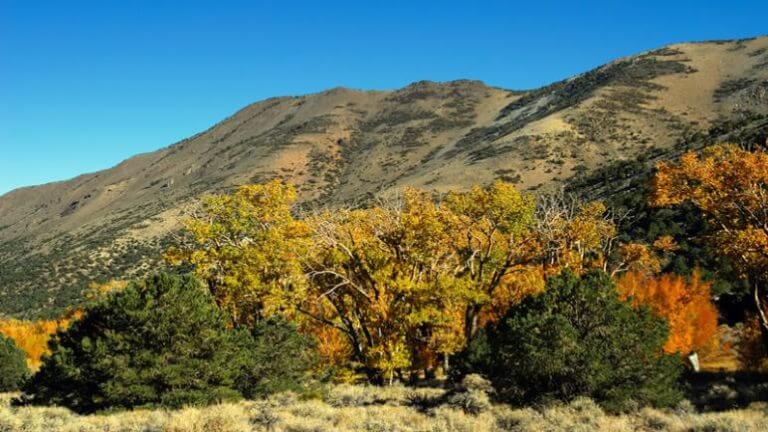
[458, 270, 683, 411]
[18, 273, 252, 413]
[455, 374, 494, 394]
[446, 390, 490, 415]
[0, 333, 29, 391]
[237, 317, 317, 398]
[444, 374, 493, 415]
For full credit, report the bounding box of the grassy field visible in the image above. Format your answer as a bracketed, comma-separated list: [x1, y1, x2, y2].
[2, 385, 768, 432]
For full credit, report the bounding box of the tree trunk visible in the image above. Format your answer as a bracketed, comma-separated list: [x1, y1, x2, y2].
[754, 282, 768, 347]
[464, 305, 481, 342]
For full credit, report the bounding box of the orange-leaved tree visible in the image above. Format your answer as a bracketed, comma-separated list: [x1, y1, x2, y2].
[617, 270, 718, 355]
[651, 144, 768, 335]
[0, 314, 77, 370]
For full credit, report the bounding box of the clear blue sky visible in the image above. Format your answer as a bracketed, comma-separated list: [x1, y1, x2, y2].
[1, 0, 766, 195]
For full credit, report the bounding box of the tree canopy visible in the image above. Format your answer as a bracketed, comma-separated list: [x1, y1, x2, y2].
[651, 144, 768, 333]
[618, 270, 718, 355]
[166, 181, 311, 326]
[169, 180, 663, 381]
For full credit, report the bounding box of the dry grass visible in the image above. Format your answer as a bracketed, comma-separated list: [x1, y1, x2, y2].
[2, 387, 768, 431]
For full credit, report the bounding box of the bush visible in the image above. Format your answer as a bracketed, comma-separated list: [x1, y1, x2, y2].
[445, 374, 493, 415]
[18, 273, 252, 413]
[0, 333, 29, 391]
[458, 270, 683, 411]
[237, 317, 317, 398]
[446, 390, 490, 415]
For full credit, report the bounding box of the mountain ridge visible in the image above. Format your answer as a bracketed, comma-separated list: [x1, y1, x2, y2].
[2, 36, 767, 318]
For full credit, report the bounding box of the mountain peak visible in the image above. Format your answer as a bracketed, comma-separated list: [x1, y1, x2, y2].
[2, 36, 767, 318]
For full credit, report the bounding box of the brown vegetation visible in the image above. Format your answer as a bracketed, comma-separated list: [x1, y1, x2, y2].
[2, 388, 767, 432]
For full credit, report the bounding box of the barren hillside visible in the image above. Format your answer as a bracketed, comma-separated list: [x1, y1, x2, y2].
[2, 36, 767, 317]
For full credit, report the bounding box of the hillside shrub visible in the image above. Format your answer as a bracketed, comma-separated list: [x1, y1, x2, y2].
[457, 270, 683, 412]
[17, 273, 252, 413]
[0, 334, 29, 391]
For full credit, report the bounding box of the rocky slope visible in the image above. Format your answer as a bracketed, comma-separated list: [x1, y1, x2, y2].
[2, 36, 767, 317]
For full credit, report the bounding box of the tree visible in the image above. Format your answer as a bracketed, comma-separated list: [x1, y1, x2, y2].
[238, 317, 318, 398]
[535, 195, 663, 277]
[302, 188, 468, 382]
[457, 270, 682, 412]
[0, 316, 73, 370]
[617, 270, 718, 355]
[651, 144, 768, 334]
[18, 274, 251, 413]
[167, 181, 311, 326]
[443, 181, 538, 340]
[166, 180, 660, 383]
[0, 334, 29, 391]
[302, 183, 618, 381]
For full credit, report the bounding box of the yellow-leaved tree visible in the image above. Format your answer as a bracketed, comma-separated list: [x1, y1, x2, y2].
[166, 180, 311, 326]
[168, 179, 661, 382]
[301, 188, 468, 382]
[442, 181, 539, 339]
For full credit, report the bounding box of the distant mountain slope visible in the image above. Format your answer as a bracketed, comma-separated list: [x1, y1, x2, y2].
[2, 36, 767, 318]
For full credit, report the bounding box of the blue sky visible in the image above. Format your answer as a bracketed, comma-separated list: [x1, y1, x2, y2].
[1, 0, 766, 195]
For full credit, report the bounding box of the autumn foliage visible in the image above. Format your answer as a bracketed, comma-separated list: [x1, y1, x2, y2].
[167, 180, 664, 381]
[617, 270, 718, 355]
[166, 181, 310, 326]
[0, 317, 71, 370]
[651, 144, 768, 334]
[5, 176, 721, 384]
[0, 281, 119, 370]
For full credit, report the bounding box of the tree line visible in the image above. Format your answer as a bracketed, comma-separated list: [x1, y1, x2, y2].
[1, 143, 766, 413]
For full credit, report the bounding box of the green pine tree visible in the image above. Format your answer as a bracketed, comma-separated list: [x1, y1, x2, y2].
[458, 270, 682, 412]
[19, 273, 251, 413]
[0, 334, 29, 391]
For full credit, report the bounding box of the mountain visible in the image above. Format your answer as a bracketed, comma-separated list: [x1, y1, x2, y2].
[2, 36, 768, 318]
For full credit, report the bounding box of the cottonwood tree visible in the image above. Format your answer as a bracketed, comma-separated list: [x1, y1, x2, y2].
[166, 181, 311, 325]
[618, 270, 718, 355]
[442, 181, 538, 340]
[301, 188, 466, 382]
[535, 194, 661, 277]
[301, 182, 649, 380]
[169, 179, 662, 382]
[651, 144, 768, 335]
